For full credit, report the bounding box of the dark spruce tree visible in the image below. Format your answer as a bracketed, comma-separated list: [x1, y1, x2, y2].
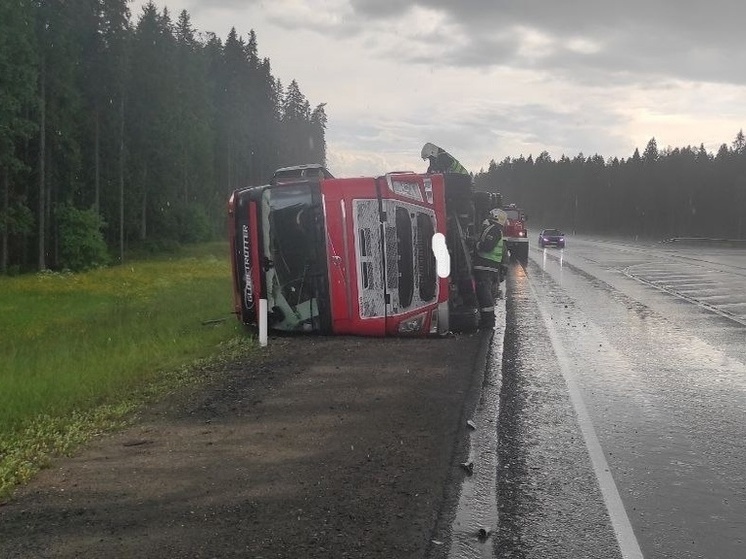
[474, 131, 746, 240]
[0, 0, 37, 274]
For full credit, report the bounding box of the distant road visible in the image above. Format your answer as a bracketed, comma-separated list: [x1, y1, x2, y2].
[493, 234, 746, 558]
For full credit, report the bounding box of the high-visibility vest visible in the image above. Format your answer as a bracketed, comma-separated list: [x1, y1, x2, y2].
[448, 159, 469, 175]
[474, 224, 504, 273]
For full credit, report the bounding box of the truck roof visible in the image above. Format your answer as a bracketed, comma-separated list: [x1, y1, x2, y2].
[272, 164, 334, 182]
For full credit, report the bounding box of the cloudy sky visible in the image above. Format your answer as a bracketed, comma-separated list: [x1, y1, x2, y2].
[131, 0, 745, 177]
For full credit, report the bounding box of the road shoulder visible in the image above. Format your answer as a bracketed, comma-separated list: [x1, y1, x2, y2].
[1, 333, 486, 559]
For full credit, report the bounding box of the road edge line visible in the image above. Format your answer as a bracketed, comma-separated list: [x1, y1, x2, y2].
[527, 273, 645, 559]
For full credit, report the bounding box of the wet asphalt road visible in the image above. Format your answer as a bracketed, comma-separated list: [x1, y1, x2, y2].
[491, 235, 746, 559]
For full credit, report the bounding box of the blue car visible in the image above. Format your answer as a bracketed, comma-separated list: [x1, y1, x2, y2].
[538, 228, 565, 248]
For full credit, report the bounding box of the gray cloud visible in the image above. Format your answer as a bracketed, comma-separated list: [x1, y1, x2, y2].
[349, 0, 410, 18]
[136, 0, 743, 175]
[322, 1, 746, 86]
[184, 0, 262, 10]
[398, 0, 743, 46]
[331, 97, 632, 174]
[173, 0, 746, 86]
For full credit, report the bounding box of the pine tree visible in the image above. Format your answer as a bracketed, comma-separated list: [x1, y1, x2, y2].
[80, 0, 130, 223]
[281, 79, 311, 166]
[128, 1, 180, 242]
[732, 129, 745, 154]
[0, 0, 37, 273]
[0, 2, 329, 267]
[220, 27, 249, 190]
[643, 137, 658, 163]
[34, 0, 88, 269]
[310, 103, 328, 166]
[173, 9, 216, 241]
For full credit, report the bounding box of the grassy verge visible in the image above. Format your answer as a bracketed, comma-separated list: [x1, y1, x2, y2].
[0, 242, 255, 500]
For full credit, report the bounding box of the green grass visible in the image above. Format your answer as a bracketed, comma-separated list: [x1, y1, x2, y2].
[0, 242, 255, 499]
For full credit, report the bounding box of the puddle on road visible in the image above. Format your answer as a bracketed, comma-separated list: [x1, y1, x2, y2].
[442, 304, 505, 559]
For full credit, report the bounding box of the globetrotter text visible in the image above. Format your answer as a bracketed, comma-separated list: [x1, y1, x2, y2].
[242, 224, 254, 309]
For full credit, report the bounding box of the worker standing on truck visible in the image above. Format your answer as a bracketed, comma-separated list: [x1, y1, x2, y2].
[473, 208, 508, 327]
[421, 142, 470, 175]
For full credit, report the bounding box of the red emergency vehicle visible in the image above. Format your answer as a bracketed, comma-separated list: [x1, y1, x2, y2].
[502, 203, 529, 261]
[228, 165, 482, 336]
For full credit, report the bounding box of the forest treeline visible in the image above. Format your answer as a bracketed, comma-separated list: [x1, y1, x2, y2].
[0, 0, 327, 274]
[475, 132, 746, 240]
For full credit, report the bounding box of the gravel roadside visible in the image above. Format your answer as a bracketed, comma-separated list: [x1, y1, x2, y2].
[0, 332, 488, 558]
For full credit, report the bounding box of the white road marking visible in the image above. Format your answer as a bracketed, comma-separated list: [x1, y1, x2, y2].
[527, 275, 645, 559]
[623, 266, 746, 326]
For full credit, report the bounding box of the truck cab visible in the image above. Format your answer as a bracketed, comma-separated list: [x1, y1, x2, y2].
[228, 167, 451, 336]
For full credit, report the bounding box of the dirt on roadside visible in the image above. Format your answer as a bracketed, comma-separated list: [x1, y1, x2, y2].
[0, 332, 487, 559]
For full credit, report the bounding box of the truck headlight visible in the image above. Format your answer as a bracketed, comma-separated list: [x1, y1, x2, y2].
[398, 313, 425, 334]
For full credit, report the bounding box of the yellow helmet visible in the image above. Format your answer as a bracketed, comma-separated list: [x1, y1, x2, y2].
[421, 142, 440, 159]
[489, 208, 508, 226]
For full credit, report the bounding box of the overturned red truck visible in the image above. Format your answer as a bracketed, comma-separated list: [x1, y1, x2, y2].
[228, 159, 501, 337]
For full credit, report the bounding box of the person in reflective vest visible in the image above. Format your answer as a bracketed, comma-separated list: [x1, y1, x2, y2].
[421, 142, 470, 175]
[473, 208, 508, 327]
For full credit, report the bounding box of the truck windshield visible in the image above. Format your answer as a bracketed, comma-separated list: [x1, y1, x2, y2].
[262, 184, 329, 332]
